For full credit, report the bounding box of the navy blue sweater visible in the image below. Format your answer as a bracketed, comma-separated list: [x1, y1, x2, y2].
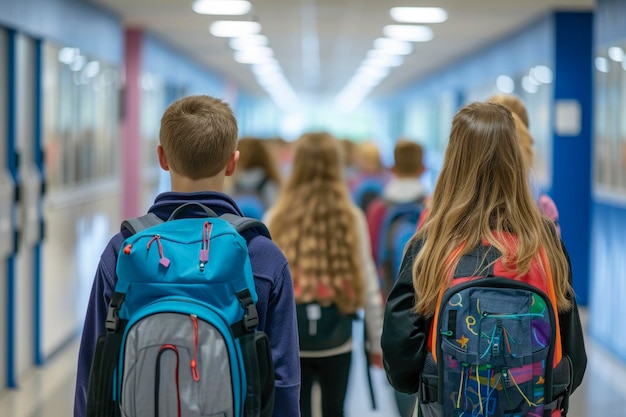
[74, 192, 301, 417]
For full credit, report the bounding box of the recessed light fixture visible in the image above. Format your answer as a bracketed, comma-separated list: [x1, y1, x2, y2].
[390, 7, 448, 24]
[373, 38, 413, 55]
[229, 35, 269, 50]
[233, 48, 274, 64]
[496, 75, 514, 94]
[608, 46, 624, 62]
[522, 76, 539, 93]
[531, 66, 553, 84]
[364, 52, 404, 67]
[595, 57, 609, 73]
[383, 25, 433, 42]
[210, 21, 261, 37]
[193, 0, 251, 15]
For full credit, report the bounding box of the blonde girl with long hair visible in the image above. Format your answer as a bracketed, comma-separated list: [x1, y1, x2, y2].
[488, 93, 562, 235]
[265, 132, 383, 417]
[381, 102, 586, 414]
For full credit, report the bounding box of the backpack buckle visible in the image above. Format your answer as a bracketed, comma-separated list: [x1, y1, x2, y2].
[105, 307, 120, 333]
[105, 292, 126, 333]
[243, 304, 259, 331]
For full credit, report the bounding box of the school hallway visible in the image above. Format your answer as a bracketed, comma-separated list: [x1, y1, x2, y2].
[0, 309, 624, 417]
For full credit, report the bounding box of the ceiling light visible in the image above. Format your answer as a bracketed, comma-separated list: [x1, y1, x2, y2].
[373, 38, 413, 55]
[229, 35, 268, 50]
[84, 61, 101, 78]
[363, 54, 404, 67]
[251, 62, 282, 76]
[233, 48, 274, 64]
[58, 47, 79, 64]
[193, 0, 251, 15]
[496, 75, 514, 93]
[595, 57, 609, 73]
[531, 65, 553, 84]
[390, 7, 448, 24]
[210, 21, 261, 37]
[383, 25, 433, 42]
[522, 76, 539, 93]
[357, 65, 390, 79]
[608, 46, 624, 62]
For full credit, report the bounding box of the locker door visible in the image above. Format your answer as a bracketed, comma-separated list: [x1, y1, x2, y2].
[1, 28, 18, 389]
[14, 33, 44, 382]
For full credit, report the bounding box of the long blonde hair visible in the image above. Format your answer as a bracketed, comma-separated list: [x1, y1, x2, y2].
[412, 102, 572, 316]
[268, 132, 365, 314]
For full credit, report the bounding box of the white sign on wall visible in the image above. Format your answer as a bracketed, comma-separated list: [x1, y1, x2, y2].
[554, 99, 582, 136]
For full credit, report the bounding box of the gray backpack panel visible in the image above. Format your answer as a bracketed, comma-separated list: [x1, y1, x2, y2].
[121, 313, 234, 417]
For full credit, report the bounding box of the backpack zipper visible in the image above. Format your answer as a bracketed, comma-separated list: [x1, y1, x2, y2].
[147, 234, 171, 268]
[190, 314, 200, 381]
[199, 222, 211, 272]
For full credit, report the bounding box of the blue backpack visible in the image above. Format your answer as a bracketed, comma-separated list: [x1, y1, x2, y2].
[87, 203, 275, 417]
[234, 194, 267, 220]
[377, 200, 423, 299]
[352, 177, 386, 212]
[232, 177, 270, 220]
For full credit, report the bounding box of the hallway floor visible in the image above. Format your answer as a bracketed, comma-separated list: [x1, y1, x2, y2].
[1, 309, 623, 417]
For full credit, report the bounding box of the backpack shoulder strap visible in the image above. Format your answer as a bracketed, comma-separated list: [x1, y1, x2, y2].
[121, 212, 163, 235]
[220, 213, 272, 240]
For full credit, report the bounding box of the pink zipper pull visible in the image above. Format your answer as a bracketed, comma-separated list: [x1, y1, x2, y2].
[147, 235, 170, 268]
[190, 315, 200, 381]
[199, 222, 211, 271]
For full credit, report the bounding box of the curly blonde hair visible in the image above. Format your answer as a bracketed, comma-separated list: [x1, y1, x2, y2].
[267, 132, 365, 314]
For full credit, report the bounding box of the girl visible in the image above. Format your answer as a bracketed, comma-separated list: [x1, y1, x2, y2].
[382, 102, 586, 416]
[266, 132, 383, 417]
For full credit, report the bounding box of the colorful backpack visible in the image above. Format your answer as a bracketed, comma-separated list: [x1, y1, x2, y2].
[377, 200, 424, 300]
[418, 242, 571, 417]
[86, 203, 275, 417]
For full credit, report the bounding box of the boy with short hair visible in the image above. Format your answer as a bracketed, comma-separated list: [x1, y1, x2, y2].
[384, 140, 426, 203]
[366, 140, 426, 264]
[74, 95, 300, 417]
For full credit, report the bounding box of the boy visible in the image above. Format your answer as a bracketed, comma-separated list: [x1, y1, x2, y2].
[74, 95, 300, 417]
[381, 140, 426, 205]
[366, 140, 427, 265]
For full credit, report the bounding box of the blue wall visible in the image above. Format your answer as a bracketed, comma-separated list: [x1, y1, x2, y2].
[551, 12, 593, 307]
[0, 0, 123, 64]
[388, 15, 553, 102]
[589, 0, 626, 364]
[142, 33, 226, 99]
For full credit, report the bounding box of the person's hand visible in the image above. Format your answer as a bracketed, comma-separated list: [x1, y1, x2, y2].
[369, 352, 383, 369]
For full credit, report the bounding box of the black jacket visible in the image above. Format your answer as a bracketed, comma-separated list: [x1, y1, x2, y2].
[381, 237, 587, 395]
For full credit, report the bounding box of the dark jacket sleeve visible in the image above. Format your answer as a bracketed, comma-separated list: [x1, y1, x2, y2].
[559, 242, 587, 394]
[74, 242, 120, 417]
[381, 239, 431, 394]
[265, 262, 301, 417]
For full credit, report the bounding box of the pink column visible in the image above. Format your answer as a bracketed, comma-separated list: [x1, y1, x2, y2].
[121, 28, 142, 219]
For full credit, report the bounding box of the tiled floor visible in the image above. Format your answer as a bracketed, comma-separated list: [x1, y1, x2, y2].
[1, 309, 624, 417]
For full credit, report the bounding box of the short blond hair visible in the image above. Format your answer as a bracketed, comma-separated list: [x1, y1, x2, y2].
[159, 95, 238, 179]
[394, 140, 424, 175]
[357, 141, 384, 172]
